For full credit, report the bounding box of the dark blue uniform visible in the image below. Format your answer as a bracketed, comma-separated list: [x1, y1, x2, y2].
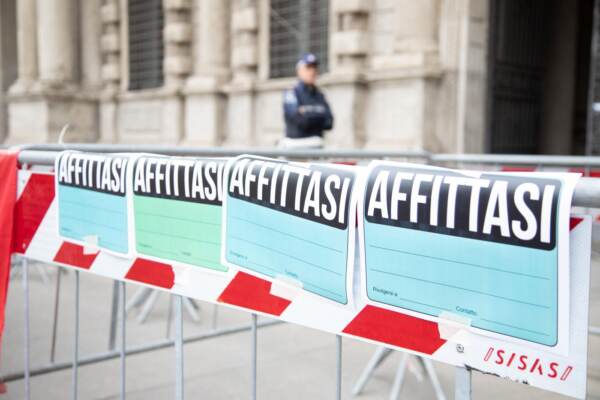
[283, 81, 333, 139]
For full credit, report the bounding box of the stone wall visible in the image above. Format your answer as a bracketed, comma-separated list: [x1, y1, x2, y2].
[2, 0, 489, 153]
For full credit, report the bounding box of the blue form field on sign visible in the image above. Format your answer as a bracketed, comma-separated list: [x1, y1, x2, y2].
[58, 185, 129, 254]
[363, 220, 558, 346]
[225, 197, 349, 304]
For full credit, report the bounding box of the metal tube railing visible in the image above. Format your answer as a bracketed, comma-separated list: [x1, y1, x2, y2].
[17, 144, 430, 161]
[1, 314, 282, 383]
[15, 147, 600, 208]
[15, 143, 600, 166]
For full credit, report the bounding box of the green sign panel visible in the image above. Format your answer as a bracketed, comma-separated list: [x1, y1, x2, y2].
[132, 156, 227, 272]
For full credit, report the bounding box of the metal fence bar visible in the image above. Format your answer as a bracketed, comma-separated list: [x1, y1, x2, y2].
[16, 144, 429, 161]
[72, 270, 80, 400]
[2, 320, 282, 383]
[109, 281, 119, 350]
[16, 144, 600, 166]
[50, 268, 62, 363]
[455, 366, 472, 400]
[174, 295, 184, 400]
[251, 313, 258, 400]
[430, 153, 600, 167]
[22, 258, 30, 400]
[335, 335, 342, 400]
[120, 281, 126, 400]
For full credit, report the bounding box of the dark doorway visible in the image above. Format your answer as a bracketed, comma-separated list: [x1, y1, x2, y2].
[486, 0, 594, 154]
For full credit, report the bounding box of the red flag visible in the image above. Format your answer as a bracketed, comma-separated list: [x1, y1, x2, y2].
[0, 151, 17, 352]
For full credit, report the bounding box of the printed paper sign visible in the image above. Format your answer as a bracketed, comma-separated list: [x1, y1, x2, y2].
[55, 151, 133, 256]
[222, 155, 357, 305]
[132, 156, 228, 272]
[467, 215, 591, 399]
[359, 162, 578, 352]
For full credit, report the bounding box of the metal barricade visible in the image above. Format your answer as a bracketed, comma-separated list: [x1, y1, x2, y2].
[6, 144, 600, 400]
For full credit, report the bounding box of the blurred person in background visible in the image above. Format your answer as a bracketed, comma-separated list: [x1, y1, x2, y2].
[280, 53, 333, 149]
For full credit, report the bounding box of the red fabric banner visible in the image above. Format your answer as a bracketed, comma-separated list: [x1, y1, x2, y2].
[0, 151, 17, 354]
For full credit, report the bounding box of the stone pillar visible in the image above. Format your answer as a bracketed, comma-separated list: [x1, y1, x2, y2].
[395, 0, 439, 64]
[81, 0, 103, 90]
[331, 0, 370, 73]
[0, 0, 17, 142]
[162, 0, 193, 144]
[99, 0, 121, 142]
[36, 0, 78, 88]
[184, 0, 230, 145]
[7, 0, 98, 143]
[9, 0, 37, 93]
[231, 0, 258, 83]
[163, 1, 193, 86]
[359, 0, 441, 150]
[430, 0, 486, 154]
[163, 0, 193, 89]
[224, 0, 258, 146]
[324, 0, 370, 147]
[191, 0, 230, 84]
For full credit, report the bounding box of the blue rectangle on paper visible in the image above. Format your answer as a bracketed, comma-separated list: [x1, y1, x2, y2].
[58, 185, 129, 254]
[363, 221, 558, 346]
[225, 197, 349, 304]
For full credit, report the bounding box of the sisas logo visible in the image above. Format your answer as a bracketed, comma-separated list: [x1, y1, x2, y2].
[483, 347, 573, 381]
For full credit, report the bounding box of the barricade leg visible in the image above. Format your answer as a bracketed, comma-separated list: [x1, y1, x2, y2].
[120, 281, 126, 400]
[212, 304, 219, 330]
[251, 313, 258, 400]
[22, 258, 30, 400]
[389, 353, 409, 400]
[109, 280, 119, 350]
[454, 366, 472, 400]
[50, 267, 62, 363]
[72, 270, 80, 400]
[351, 346, 393, 395]
[137, 290, 159, 324]
[335, 335, 342, 400]
[174, 295, 184, 400]
[182, 298, 200, 322]
[125, 287, 152, 313]
[419, 358, 446, 400]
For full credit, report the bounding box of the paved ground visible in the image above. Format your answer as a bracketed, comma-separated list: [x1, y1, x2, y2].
[0, 254, 599, 400]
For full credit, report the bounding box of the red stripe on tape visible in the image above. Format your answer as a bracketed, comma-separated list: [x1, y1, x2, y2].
[125, 258, 174, 289]
[343, 305, 446, 355]
[13, 173, 55, 253]
[569, 217, 583, 231]
[568, 168, 600, 178]
[500, 166, 537, 172]
[53, 242, 98, 269]
[218, 272, 291, 316]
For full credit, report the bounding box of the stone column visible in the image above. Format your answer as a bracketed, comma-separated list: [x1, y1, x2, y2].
[9, 0, 38, 93]
[224, 0, 258, 146]
[99, 0, 121, 142]
[331, 0, 370, 73]
[162, 0, 193, 144]
[324, 0, 370, 147]
[231, 0, 258, 83]
[393, 0, 439, 67]
[36, 0, 77, 88]
[81, 0, 103, 90]
[190, 0, 230, 85]
[163, 0, 193, 89]
[184, 0, 231, 145]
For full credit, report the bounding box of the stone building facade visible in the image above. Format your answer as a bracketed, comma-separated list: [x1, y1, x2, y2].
[0, 1, 594, 154]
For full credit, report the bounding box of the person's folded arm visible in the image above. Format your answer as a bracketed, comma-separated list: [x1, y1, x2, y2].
[283, 90, 308, 129]
[302, 100, 334, 131]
